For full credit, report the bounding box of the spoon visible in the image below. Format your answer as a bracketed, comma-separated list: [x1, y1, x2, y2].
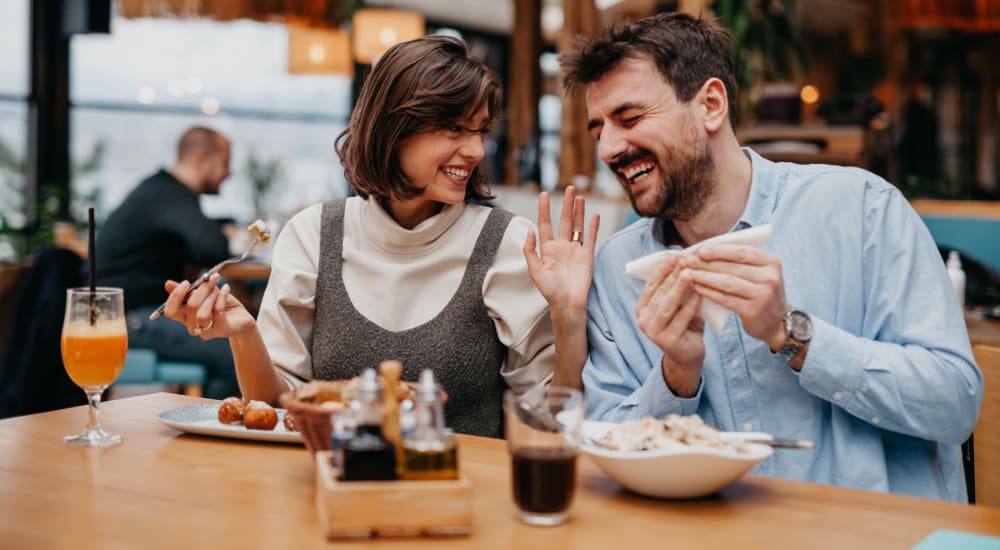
[513, 400, 563, 433]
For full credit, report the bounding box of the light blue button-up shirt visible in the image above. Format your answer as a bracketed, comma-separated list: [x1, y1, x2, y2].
[582, 148, 983, 502]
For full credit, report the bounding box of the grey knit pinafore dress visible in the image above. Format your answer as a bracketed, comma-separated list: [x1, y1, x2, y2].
[310, 199, 513, 438]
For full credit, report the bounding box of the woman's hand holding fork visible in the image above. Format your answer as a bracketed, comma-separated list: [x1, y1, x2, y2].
[162, 272, 256, 339]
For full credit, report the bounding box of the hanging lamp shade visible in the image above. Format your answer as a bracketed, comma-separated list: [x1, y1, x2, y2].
[287, 23, 353, 76]
[351, 9, 425, 65]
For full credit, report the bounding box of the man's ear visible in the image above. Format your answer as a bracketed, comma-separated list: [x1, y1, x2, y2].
[192, 149, 211, 171]
[699, 77, 729, 133]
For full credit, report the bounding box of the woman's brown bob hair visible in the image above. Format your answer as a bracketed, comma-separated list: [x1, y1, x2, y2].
[335, 35, 503, 202]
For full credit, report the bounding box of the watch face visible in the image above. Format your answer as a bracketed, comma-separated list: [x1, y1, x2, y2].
[787, 310, 813, 340]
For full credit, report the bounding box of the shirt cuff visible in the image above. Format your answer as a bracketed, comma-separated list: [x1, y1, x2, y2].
[619, 362, 703, 418]
[797, 316, 867, 407]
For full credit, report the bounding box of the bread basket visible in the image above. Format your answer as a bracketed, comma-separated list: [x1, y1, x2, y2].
[279, 378, 413, 456]
[279, 390, 342, 455]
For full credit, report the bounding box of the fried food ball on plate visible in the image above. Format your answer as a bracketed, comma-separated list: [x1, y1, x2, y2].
[218, 397, 246, 424]
[244, 400, 278, 430]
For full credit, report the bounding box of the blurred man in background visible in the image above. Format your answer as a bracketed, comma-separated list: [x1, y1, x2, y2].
[97, 126, 239, 399]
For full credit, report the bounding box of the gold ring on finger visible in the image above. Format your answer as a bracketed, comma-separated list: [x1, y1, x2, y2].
[194, 318, 214, 335]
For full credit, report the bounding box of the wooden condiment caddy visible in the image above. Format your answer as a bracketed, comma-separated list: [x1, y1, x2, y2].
[314, 451, 472, 539]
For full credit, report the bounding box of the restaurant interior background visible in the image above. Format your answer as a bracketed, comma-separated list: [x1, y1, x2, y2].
[1, 0, 999, 358]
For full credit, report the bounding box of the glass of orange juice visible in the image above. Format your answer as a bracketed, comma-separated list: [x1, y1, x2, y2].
[61, 287, 128, 447]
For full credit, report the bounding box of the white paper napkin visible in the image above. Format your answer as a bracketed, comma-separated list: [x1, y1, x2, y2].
[624, 224, 772, 332]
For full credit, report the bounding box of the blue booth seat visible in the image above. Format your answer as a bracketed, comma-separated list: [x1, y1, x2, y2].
[119, 348, 206, 396]
[921, 216, 1000, 274]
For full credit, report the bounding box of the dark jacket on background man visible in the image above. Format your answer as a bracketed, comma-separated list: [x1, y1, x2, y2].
[96, 169, 229, 311]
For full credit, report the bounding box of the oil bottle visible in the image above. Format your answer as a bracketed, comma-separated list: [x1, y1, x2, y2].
[340, 368, 397, 481]
[401, 369, 458, 480]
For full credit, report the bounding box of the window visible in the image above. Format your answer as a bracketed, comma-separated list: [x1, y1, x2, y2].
[0, 0, 29, 260]
[70, 16, 352, 226]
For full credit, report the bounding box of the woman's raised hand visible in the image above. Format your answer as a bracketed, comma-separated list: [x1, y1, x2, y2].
[162, 272, 257, 339]
[523, 185, 600, 317]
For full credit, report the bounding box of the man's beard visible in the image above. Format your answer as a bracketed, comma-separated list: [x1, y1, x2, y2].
[620, 131, 716, 222]
[200, 177, 221, 196]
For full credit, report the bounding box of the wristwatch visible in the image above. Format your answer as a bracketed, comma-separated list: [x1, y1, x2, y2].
[773, 309, 813, 362]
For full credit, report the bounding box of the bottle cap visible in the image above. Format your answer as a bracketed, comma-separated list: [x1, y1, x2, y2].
[947, 250, 962, 269]
[416, 369, 438, 403]
[356, 368, 382, 402]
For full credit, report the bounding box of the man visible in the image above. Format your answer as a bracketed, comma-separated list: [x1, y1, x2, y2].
[97, 126, 239, 399]
[531, 13, 982, 502]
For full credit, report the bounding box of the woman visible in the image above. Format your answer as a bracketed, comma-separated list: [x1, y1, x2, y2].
[162, 35, 597, 438]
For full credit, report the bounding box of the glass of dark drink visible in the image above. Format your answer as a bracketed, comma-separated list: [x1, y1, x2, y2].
[504, 386, 583, 526]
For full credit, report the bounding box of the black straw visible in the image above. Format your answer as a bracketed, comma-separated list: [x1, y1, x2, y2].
[88, 207, 96, 325]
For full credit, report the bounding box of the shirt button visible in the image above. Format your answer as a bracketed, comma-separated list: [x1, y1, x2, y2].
[833, 391, 843, 402]
[743, 422, 754, 432]
[872, 416, 880, 425]
[730, 360, 740, 370]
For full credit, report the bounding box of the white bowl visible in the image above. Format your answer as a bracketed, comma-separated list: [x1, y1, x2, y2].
[580, 421, 773, 499]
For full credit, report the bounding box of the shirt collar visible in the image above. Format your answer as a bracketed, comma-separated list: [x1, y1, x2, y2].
[737, 147, 780, 230]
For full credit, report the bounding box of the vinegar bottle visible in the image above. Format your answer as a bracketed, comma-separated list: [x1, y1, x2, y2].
[340, 369, 397, 481]
[401, 369, 458, 480]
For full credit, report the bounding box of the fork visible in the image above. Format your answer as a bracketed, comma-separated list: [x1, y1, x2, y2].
[148, 234, 264, 321]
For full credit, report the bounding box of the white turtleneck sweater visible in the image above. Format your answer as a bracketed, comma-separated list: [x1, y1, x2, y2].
[257, 196, 555, 392]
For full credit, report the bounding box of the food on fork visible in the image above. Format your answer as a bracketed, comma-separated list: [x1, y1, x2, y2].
[248, 219, 271, 243]
[217, 397, 247, 424]
[243, 400, 279, 430]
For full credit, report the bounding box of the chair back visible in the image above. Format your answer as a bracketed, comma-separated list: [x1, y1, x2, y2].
[0, 248, 87, 418]
[973, 344, 1000, 506]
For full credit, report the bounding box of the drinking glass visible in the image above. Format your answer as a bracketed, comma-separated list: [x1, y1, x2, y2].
[60, 287, 128, 447]
[504, 386, 584, 526]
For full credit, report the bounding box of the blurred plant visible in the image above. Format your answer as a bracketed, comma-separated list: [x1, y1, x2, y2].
[0, 138, 104, 261]
[713, 0, 810, 123]
[896, 173, 951, 200]
[0, 138, 26, 261]
[715, 0, 810, 90]
[244, 150, 284, 221]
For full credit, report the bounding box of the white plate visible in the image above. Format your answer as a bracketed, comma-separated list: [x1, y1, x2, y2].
[158, 404, 302, 444]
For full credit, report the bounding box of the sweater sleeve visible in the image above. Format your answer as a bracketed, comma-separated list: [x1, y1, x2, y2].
[256, 204, 324, 387]
[482, 215, 556, 393]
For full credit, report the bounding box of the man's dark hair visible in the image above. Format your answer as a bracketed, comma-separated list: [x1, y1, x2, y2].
[336, 35, 502, 202]
[560, 12, 739, 127]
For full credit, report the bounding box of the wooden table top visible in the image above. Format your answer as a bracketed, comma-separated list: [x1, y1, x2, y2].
[2, 393, 999, 549]
[966, 310, 1000, 348]
[219, 260, 271, 282]
[910, 199, 1000, 220]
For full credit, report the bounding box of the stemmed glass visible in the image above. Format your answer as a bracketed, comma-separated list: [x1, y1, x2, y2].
[60, 287, 128, 447]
